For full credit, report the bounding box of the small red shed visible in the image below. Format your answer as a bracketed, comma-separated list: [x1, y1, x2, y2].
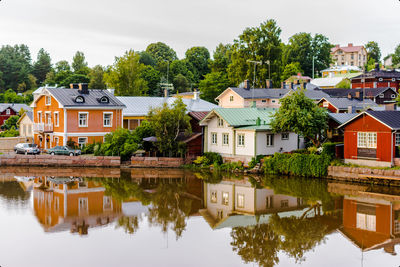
[338, 110, 400, 167]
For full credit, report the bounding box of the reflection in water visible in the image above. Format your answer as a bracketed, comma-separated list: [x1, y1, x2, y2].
[1, 167, 400, 266]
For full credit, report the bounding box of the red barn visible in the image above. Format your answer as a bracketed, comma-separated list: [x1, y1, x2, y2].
[0, 103, 30, 126]
[351, 65, 400, 92]
[338, 110, 400, 167]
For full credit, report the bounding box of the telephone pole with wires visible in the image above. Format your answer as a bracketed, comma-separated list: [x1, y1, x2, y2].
[247, 60, 262, 103]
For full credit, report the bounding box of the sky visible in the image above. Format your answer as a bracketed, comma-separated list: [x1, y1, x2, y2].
[0, 0, 399, 67]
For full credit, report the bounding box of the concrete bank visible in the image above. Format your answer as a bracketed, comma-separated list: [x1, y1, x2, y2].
[327, 165, 400, 186]
[131, 156, 185, 168]
[0, 154, 121, 167]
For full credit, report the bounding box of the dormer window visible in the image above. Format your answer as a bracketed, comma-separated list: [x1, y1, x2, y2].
[100, 96, 109, 103]
[5, 109, 10, 115]
[75, 96, 85, 103]
[45, 96, 51, 106]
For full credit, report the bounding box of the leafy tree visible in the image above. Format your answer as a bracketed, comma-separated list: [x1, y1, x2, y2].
[139, 51, 156, 66]
[0, 126, 19, 137]
[0, 44, 32, 91]
[148, 98, 191, 156]
[173, 74, 190, 93]
[185, 46, 210, 82]
[146, 42, 178, 73]
[281, 62, 303, 81]
[210, 43, 232, 73]
[132, 120, 155, 143]
[88, 65, 106, 89]
[2, 115, 19, 129]
[27, 74, 37, 90]
[59, 74, 90, 87]
[55, 60, 71, 72]
[140, 65, 161, 96]
[228, 19, 283, 87]
[72, 51, 88, 73]
[95, 128, 138, 160]
[270, 89, 328, 146]
[365, 41, 381, 63]
[32, 48, 52, 86]
[199, 71, 230, 103]
[104, 50, 148, 96]
[0, 89, 30, 103]
[169, 60, 195, 84]
[392, 44, 400, 66]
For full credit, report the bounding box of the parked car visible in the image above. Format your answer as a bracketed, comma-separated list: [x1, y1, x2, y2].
[47, 146, 81, 156]
[14, 143, 41, 155]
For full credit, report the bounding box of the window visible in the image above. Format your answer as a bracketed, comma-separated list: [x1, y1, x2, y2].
[100, 96, 109, 103]
[357, 132, 377, 148]
[222, 192, 229, 205]
[379, 94, 384, 98]
[211, 133, 217, 145]
[281, 200, 289, 208]
[237, 194, 244, 208]
[75, 96, 84, 103]
[238, 134, 245, 147]
[54, 137, 59, 146]
[266, 196, 273, 209]
[78, 112, 88, 127]
[54, 197, 59, 212]
[223, 133, 229, 145]
[271, 100, 276, 103]
[351, 62, 354, 66]
[37, 111, 42, 123]
[103, 112, 112, 127]
[218, 118, 224, 127]
[379, 78, 383, 82]
[229, 95, 234, 102]
[54, 112, 59, 127]
[281, 133, 289, 140]
[103, 196, 112, 211]
[78, 137, 88, 148]
[45, 112, 51, 125]
[78, 198, 88, 214]
[396, 133, 400, 146]
[6, 109, 10, 115]
[266, 134, 274, 147]
[45, 95, 51, 105]
[262, 100, 266, 103]
[323, 101, 329, 107]
[392, 78, 396, 82]
[351, 54, 354, 60]
[210, 191, 217, 203]
[392, 94, 396, 99]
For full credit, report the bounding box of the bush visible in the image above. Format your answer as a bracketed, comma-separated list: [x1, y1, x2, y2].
[81, 143, 96, 154]
[248, 155, 266, 169]
[203, 152, 223, 165]
[0, 126, 19, 137]
[307, 146, 318, 154]
[322, 142, 338, 159]
[291, 149, 309, 154]
[193, 156, 211, 166]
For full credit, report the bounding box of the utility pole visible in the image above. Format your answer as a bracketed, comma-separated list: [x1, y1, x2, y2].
[312, 56, 316, 79]
[265, 60, 271, 81]
[247, 60, 262, 104]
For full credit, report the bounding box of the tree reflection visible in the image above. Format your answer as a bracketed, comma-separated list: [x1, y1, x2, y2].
[116, 216, 141, 235]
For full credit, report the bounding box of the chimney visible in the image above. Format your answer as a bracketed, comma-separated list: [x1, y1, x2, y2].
[78, 83, 89, 94]
[193, 89, 200, 100]
[70, 83, 79, 89]
[347, 105, 356, 113]
[244, 80, 250, 90]
[266, 79, 272, 89]
[375, 63, 380, 71]
[335, 44, 340, 48]
[355, 91, 360, 99]
[164, 88, 169, 98]
[347, 93, 352, 99]
[348, 43, 353, 47]
[385, 103, 395, 111]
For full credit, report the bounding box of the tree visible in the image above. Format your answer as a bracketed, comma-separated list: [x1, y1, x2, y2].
[140, 65, 161, 96]
[88, 65, 106, 89]
[173, 74, 190, 93]
[104, 50, 148, 96]
[365, 41, 381, 63]
[270, 89, 328, 146]
[72, 51, 89, 74]
[185, 46, 210, 82]
[281, 62, 303, 81]
[148, 98, 191, 156]
[210, 43, 232, 73]
[59, 74, 90, 87]
[96, 128, 138, 160]
[392, 44, 400, 66]
[228, 19, 283, 87]
[139, 51, 156, 66]
[146, 42, 178, 72]
[169, 60, 195, 84]
[199, 72, 230, 103]
[32, 48, 52, 86]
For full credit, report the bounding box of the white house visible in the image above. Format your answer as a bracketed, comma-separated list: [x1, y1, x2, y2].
[199, 108, 304, 163]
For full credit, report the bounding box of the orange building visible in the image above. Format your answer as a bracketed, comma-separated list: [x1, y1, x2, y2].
[31, 84, 125, 149]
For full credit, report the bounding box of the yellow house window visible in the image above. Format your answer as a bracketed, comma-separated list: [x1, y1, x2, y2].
[229, 95, 234, 102]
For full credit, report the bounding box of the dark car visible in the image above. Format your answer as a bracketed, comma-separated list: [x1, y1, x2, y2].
[47, 146, 81, 156]
[14, 143, 40, 155]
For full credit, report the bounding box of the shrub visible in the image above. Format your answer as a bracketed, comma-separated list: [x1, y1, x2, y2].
[322, 142, 338, 159]
[0, 126, 19, 137]
[81, 143, 96, 154]
[193, 156, 211, 166]
[291, 149, 309, 154]
[203, 152, 223, 165]
[248, 155, 266, 169]
[307, 146, 318, 154]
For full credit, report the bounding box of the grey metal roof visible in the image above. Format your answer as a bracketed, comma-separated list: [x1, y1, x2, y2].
[25, 111, 33, 121]
[118, 96, 218, 116]
[47, 88, 125, 108]
[0, 103, 31, 113]
[302, 89, 330, 100]
[322, 87, 396, 98]
[230, 87, 291, 99]
[323, 97, 377, 110]
[328, 113, 358, 124]
[365, 110, 400, 129]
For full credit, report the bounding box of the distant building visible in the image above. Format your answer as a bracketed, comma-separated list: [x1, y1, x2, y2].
[0, 103, 30, 126]
[331, 43, 367, 67]
[321, 65, 362, 78]
[318, 97, 378, 113]
[322, 87, 398, 105]
[350, 64, 400, 91]
[17, 111, 34, 138]
[311, 73, 360, 89]
[284, 73, 312, 86]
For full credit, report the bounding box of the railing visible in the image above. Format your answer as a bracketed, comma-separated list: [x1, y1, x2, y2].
[33, 123, 53, 132]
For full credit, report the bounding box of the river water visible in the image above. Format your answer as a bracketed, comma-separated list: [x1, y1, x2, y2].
[0, 166, 399, 267]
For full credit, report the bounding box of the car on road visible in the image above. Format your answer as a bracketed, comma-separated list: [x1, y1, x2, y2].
[14, 143, 41, 155]
[46, 146, 81, 156]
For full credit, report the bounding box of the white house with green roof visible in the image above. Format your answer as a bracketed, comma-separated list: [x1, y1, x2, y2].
[199, 108, 304, 163]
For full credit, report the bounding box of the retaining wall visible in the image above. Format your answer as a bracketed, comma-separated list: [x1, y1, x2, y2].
[0, 136, 33, 152]
[0, 154, 121, 167]
[131, 156, 185, 168]
[327, 165, 400, 185]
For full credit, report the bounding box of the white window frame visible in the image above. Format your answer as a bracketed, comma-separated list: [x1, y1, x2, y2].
[78, 198, 88, 215]
[222, 133, 229, 146]
[357, 132, 377, 149]
[323, 101, 329, 107]
[54, 112, 59, 127]
[222, 192, 229, 206]
[266, 134, 274, 147]
[392, 94, 396, 99]
[210, 191, 217, 203]
[103, 112, 113, 127]
[103, 196, 113, 211]
[237, 194, 244, 208]
[379, 94, 384, 98]
[238, 134, 245, 147]
[217, 118, 224, 127]
[45, 111, 51, 125]
[211, 132, 217, 145]
[78, 137, 88, 148]
[5, 109, 10, 115]
[281, 133, 289, 140]
[45, 95, 51, 106]
[78, 112, 88, 127]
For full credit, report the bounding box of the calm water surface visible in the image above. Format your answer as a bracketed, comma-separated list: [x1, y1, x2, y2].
[0, 166, 399, 267]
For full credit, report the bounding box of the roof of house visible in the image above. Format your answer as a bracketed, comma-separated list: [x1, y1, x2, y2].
[284, 74, 312, 82]
[17, 110, 34, 124]
[322, 87, 397, 98]
[221, 87, 291, 100]
[331, 44, 365, 53]
[310, 77, 346, 87]
[302, 89, 330, 100]
[328, 113, 358, 125]
[351, 69, 400, 80]
[0, 103, 31, 113]
[200, 108, 276, 129]
[118, 97, 218, 116]
[189, 111, 209, 121]
[338, 110, 400, 130]
[321, 65, 362, 72]
[45, 88, 125, 108]
[320, 97, 377, 110]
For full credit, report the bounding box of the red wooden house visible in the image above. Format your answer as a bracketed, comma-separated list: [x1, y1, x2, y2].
[351, 64, 400, 91]
[0, 103, 30, 126]
[338, 110, 400, 167]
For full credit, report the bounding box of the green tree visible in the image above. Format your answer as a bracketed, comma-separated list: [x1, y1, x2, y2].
[173, 74, 190, 93]
[228, 19, 283, 87]
[88, 65, 106, 89]
[365, 41, 381, 63]
[281, 62, 303, 81]
[104, 50, 148, 96]
[210, 43, 232, 73]
[96, 128, 138, 160]
[185, 46, 210, 82]
[335, 78, 351, 89]
[140, 65, 161, 96]
[32, 48, 52, 86]
[139, 51, 156, 66]
[2, 115, 19, 130]
[146, 42, 178, 73]
[169, 60, 195, 84]
[60, 74, 90, 87]
[148, 98, 191, 156]
[199, 72, 230, 103]
[270, 89, 328, 146]
[392, 44, 400, 66]
[72, 51, 88, 74]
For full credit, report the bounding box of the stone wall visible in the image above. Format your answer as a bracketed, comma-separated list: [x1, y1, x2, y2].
[131, 156, 184, 168]
[0, 154, 120, 167]
[0, 137, 33, 152]
[327, 165, 400, 184]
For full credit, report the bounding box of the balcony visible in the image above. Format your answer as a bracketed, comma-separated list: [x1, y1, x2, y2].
[33, 123, 53, 133]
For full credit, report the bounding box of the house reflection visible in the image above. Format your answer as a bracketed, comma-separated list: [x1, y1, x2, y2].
[200, 179, 308, 229]
[32, 176, 121, 235]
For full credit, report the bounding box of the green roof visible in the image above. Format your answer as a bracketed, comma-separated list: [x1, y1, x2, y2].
[211, 108, 276, 127]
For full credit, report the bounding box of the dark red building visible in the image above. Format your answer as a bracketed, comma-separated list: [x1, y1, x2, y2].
[351, 65, 400, 91]
[0, 104, 30, 126]
[181, 111, 209, 159]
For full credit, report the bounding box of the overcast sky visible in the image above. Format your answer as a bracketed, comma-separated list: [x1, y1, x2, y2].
[0, 0, 399, 67]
